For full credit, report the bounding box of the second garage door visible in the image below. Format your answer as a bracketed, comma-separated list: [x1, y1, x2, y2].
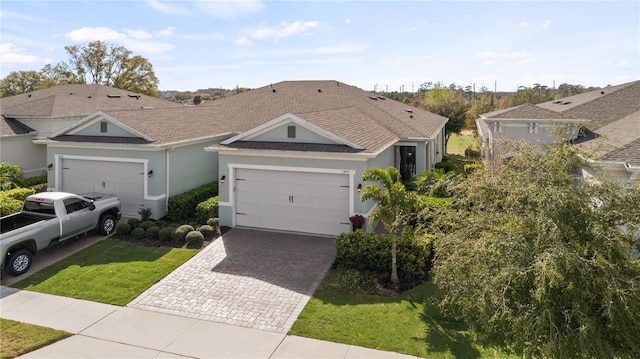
[61, 158, 145, 216]
[235, 168, 351, 236]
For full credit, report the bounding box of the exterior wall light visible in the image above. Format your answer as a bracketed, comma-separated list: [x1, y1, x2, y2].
[357, 184, 362, 192]
[220, 175, 226, 183]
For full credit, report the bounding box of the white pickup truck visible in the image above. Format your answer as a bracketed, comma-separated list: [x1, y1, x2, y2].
[1, 192, 121, 276]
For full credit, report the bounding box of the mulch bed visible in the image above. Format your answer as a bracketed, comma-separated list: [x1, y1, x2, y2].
[113, 226, 231, 249]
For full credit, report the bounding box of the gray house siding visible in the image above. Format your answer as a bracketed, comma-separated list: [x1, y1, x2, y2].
[1, 135, 46, 177]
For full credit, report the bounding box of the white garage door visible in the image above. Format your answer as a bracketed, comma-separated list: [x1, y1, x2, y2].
[235, 168, 351, 236]
[61, 159, 144, 216]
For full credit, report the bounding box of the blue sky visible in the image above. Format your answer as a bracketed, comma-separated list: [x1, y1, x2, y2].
[1, 1, 638, 92]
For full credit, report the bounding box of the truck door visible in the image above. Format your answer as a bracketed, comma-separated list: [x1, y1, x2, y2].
[61, 198, 95, 238]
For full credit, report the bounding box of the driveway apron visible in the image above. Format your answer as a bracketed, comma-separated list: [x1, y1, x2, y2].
[128, 228, 336, 333]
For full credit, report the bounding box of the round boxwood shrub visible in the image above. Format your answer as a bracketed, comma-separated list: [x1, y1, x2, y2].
[139, 220, 155, 230]
[206, 217, 220, 230]
[127, 218, 140, 229]
[145, 226, 160, 240]
[198, 225, 215, 239]
[186, 230, 204, 247]
[131, 227, 146, 240]
[116, 223, 131, 235]
[172, 224, 194, 243]
[159, 226, 175, 242]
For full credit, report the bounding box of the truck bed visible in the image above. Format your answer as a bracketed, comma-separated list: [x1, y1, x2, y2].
[1, 212, 55, 235]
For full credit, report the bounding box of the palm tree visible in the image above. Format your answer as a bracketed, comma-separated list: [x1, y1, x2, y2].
[360, 167, 418, 285]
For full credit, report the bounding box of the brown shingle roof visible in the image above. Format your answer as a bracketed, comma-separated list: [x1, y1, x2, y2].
[0, 84, 184, 117]
[64, 80, 448, 154]
[482, 103, 563, 119]
[1, 117, 36, 136]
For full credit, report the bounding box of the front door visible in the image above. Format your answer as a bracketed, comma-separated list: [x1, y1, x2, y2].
[396, 146, 416, 181]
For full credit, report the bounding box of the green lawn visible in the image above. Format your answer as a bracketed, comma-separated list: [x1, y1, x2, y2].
[0, 318, 71, 359]
[11, 239, 197, 305]
[447, 133, 480, 153]
[290, 268, 516, 358]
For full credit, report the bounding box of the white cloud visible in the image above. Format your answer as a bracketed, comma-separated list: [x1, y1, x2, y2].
[0, 42, 40, 64]
[235, 36, 252, 47]
[66, 27, 126, 42]
[345, 19, 351, 24]
[145, 0, 191, 16]
[196, 1, 263, 19]
[157, 27, 176, 37]
[126, 29, 153, 40]
[252, 21, 319, 40]
[543, 20, 552, 29]
[520, 21, 529, 27]
[477, 51, 536, 65]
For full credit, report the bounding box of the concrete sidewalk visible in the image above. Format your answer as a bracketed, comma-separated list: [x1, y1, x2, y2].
[1, 286, 419, 359]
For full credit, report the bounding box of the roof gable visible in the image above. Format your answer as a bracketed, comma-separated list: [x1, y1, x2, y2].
[221, 113, 364, 150]
[50, 111, 154, 142]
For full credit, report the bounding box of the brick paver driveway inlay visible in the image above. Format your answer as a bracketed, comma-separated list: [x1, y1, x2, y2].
[128, 228, 335, 333]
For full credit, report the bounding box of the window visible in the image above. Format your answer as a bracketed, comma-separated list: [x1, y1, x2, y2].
[63, 198, 91, 214]
[100, 122, 108, 133]
[288, 125, 296, 138]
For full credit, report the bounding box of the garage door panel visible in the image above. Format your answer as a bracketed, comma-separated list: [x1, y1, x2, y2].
[235, 168, 351, 236]
[61, 159, 144, 216]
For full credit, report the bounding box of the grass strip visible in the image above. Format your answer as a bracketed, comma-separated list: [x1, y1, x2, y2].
[0, 318, 71, 359]
[11, 239, 197, 306]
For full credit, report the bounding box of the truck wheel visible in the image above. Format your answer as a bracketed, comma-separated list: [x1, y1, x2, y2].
[99, 214, 116, 235]
[7, 250, 32, 276]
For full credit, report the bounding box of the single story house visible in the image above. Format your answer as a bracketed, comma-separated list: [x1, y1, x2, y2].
[476, 80, 640, 182]
[1, 80, 448, 236]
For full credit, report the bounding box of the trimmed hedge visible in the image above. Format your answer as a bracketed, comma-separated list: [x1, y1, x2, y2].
[206, 217, 220, 230]
[334, 227, 432, 285]
[145, 226, 160, 239]
[198, 225, 216, 239]
[131, 227, 146, 239]
[2, 187, 36, 201]
[172, 224, 194, 244]
[167, 182, 218, 222]
[116, 223, 132, 235]
[186, 230, 204, 246]
[196, 197, 219, 224]
[139, 220, 155, 231]
[159, 227, 175, 242]
[127, 218, 140, 229]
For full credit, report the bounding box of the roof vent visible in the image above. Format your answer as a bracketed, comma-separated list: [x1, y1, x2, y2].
[107, 95, 121, 98]
[369, 96, 378, 100]
[27, 93, 32, 97]
[128, 94, 140, 99]
[377, 96, 386, 100]
[88, 96, 92, 99]
[140, 106, 154, 109]
[317, 89, 322, 93]
[600, 91, 605, 95]
[405, 109, 413, 113]
[272, 89, 276, 93]
[410, 115, 413, 118]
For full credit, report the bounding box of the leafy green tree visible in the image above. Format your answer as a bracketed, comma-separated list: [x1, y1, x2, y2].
[360, 167, 419, 285]
[428, 140, 640, 358]
[0, 70, 53, 97]
[423, 84, 470, 146]
[49, 41, 159, 96]
[0, 162, 23, 190]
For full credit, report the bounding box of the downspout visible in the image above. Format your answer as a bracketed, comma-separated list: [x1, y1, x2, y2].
[165, 146, 175, 208]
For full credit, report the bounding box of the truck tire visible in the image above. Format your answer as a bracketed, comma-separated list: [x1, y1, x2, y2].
[7, 249, 32, 276]
[99, 214, 116, 235]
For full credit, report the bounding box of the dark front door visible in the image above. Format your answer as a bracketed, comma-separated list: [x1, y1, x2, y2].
[397, 146, 416, 181]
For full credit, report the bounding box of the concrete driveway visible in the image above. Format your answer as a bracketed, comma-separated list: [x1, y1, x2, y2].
[128, 228, 336, 333]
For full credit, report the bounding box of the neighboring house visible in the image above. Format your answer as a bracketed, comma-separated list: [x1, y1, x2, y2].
[476, 80, 640, 182]
[1, 80, 448, 236]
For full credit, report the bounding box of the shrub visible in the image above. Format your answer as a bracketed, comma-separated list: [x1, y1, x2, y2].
[127, 218, 140, 229]
[198, 225, 216, 239]
[196, 197, 219, 224]
[155, 220, 168, 229]
[138, 220, 155, 230]
[167, 182, 218, 222]
[145, 226, 160, 239]
[334, 226, 432, 285]
[138, 208, 152, 221]
[206, 217, 220, 230]
[464, 163, 483, 175]
[464, 147, 481, 159]
[159, 226, 175, 242]
[2, 187, 36, 201]
[172, 224, 194, 243]
[131, 227, 146, 239]
[435, 161, 454, 173]
[116, 223, 132, 235]
[185, 230, 204, 246]
[22, 174, 47, 189]
[0, 195, 22, 216]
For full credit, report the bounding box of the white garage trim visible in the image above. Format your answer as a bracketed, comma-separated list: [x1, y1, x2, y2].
[51, 154, 164, 201]
[223, 164, 356, 233]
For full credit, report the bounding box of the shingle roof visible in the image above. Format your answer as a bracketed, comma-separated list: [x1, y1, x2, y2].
[0, 84, 184, 117]
[482, 103, 564, 119]
[56, 80, 448, 154]
[1, 117, 36, 136]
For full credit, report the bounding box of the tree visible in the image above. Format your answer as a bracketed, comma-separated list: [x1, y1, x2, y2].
[0, 162, 23, 190]
[428, 139, 640, 358]
[50, 41, 159, 96]
[360, 167, 419, 285]
[423, 84, 470, 147]
[0, 71, 52, 97]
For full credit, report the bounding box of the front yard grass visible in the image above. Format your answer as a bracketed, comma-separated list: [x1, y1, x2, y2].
[11, 239, 197, 306]
[447, 132, 480, 153]
[0, 318, 71, 359]
[290, 267, 516, 358]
